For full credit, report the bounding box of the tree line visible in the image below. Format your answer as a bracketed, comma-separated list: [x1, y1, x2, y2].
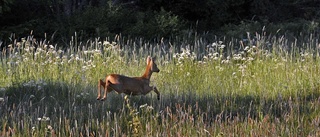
[0, 0, 319, 45]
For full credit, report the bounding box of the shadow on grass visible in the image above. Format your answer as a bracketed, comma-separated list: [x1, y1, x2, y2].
[1, 81, 320, 119]
[1, 80, 320, 136]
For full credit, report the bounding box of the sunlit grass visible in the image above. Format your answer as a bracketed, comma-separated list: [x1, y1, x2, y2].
[1, 31, 320, 136]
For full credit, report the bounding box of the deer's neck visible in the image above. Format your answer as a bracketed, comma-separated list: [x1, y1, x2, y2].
[141, 64, 152, 80]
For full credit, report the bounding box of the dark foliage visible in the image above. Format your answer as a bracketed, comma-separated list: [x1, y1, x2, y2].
[0, 0, 319, 47]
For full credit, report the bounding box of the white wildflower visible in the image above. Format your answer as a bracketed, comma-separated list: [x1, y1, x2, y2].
[140, 104, 148, 108]
[220, 44, 226, 49]
[212, 52, 219, 57]
[24, 47, 30, 52]
[30, 95, 35, 99]
[244, 46, 250, 51]
[49, 45, 54, 49]
[178, 56, 184, 62]
[232, 72, 236, 76]
[68, 59, 73, 63]
[186, 72, 190, 76]
[212, 42, 217, 47]
[47, 125, 53, 130]
[233, 54, 242, 60]
[43, 116, 50, 121]
[147, 106, 154, 110]
[247, 57, 254, 61]
[213, 56, 219, 60]
[103, 41, 110, 46]
[198, 61, 205, 64]
[239, 65, 247, 70]
[37, 47, 43, 52]
[221, 59, 229, 64]
[94, 49, 101, 54]
[57, 50, 63, 54]
[82, 66, 87, 71]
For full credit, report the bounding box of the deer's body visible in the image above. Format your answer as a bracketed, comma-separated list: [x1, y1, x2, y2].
[97, 56, 160, 101]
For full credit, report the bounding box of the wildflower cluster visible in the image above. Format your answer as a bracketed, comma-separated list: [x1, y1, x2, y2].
[33, 117, 55, 136]
[139, 103, 154, 112]
[204, 41, 225, 60]
[1, 35, 119, 86]
[37, 116, 50, 121]
[172, 40, 262, 65]
[173, 48, 196, 65]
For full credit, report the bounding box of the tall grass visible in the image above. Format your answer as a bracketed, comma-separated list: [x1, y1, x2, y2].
[1, 31, 320, 136]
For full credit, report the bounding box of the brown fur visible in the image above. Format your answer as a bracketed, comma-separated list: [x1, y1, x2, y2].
[97, 56, 160, 101]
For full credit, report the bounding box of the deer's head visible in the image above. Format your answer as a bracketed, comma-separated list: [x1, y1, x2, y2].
[147, 56, 160, 73]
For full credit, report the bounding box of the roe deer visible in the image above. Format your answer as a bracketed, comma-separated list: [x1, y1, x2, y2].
[97, 56, 160, 101]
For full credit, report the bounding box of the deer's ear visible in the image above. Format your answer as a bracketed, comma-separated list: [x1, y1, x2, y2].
[147, 56, 151, 64]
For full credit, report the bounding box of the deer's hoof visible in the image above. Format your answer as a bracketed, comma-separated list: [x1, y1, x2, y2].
[100, 97, 106, 101]
[157, 96, 160, 100]
[96, 97, 101, 100]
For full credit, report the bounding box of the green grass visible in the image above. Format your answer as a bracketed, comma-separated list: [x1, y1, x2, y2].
[1, 32, 320, 136]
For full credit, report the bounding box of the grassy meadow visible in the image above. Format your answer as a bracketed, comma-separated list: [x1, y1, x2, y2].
[1, 31, 320, 136]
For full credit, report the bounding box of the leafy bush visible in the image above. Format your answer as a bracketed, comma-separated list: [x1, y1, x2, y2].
[127, 8, 183, 38]
[1, 0, 320, 47]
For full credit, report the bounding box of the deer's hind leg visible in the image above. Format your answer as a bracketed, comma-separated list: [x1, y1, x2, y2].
[101, 80, 113, 101]
[97, 79, 105, 100]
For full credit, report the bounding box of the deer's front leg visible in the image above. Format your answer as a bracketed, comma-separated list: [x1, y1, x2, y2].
[153, 86, 160, 100]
